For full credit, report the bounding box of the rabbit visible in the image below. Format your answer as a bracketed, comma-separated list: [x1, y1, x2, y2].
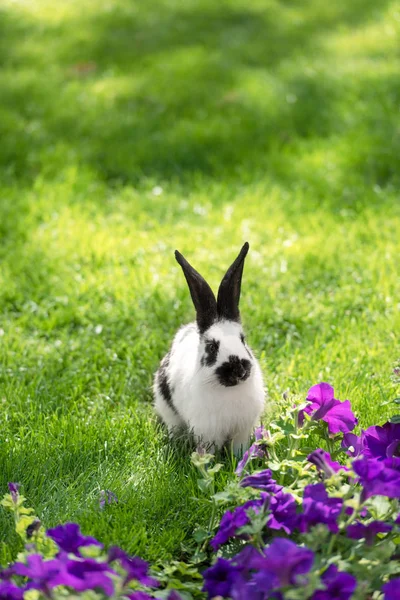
[153, 242, 265, 455]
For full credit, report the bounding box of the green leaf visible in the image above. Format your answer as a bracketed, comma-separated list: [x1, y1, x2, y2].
[192, 528, 209, 543]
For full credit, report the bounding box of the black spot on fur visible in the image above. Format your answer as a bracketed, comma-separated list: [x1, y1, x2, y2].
[215, 356, 252, 387]
[201, 338, 220, 367]
[157, 352, 179, 415]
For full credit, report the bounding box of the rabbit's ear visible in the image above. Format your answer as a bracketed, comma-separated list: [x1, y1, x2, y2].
[175, 250, 217, 333]
[217, 242, 249, 322]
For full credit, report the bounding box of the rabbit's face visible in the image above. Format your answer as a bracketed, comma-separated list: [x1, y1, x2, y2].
[200, 321, 253, 387]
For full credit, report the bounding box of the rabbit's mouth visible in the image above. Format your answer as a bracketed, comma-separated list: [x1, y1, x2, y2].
[215, 357, 252, 388]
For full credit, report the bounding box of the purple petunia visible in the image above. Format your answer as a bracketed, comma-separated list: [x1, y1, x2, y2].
[353, 456, 400, 501]
[312, 565, 357, 600]
[210, 495, 268, 550]
[299, 383, 357, 435]
[10, 555, 61, 593]
[308, 449, 348, 478]
[202, 558, 242, 599]
[342, 422, 400, 460]
[255, 538, 315, 588]
[125, 593, 153, 600]
[240, 469, 283, 494]
[382, 578, 400, 600]
[0, 581, 24, 600]
[7, 484, 20, 505]
[299, 484, 343, 533]
[99, 490, 118, 510]
[267, 491, 299, 534]
[347, 520, 392, 545]
[108, 547, 159, 587]
[47, 523, 103, 555]
[52, 557, 116, 596]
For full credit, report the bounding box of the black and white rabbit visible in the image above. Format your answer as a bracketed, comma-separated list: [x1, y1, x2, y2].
[153, 242, 265, 455]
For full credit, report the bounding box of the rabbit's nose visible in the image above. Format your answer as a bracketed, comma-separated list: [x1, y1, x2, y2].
[237, 365, 247, 379]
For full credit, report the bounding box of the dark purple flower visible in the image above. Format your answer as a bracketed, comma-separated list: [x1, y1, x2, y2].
[236, 443, 268, 476]
[47, 523, 103, 555]
[7, 484, 20, 504]
[343, 423, 400, 461]
[108, 547, 159, 587]
[10, 555, 61, 593]
[308, 449, 348, 477]
[267, 491, 298, 534]
[99, 490, 118, 510]
[202, 558, 241, 599]
[382, 578, 400, 600]
[312, 565, 357, 600]
[0, 581, 24, 600]
[52, 558, 116, 595]
[211, 495, 268, 550]
[353, 457, 400, 501]
[125, 593, 153, 600]
[299, 383, 357, 435]
[347, 520, 392, 545]
[240, 469, 283, 494]
[341, 433, 364, 457]
[300, 484, 343, 533]
[167, 592, 183, 600]
[396, 514, 400, 525]
[257, 538, 314, 587]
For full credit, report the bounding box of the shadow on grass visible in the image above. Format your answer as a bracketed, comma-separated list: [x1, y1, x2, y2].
[0, 0, 397, 197]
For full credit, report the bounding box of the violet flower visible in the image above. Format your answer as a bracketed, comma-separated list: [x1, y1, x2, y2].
[210, 495, 268, 550]
[258, 538, 314, 587]
[99, 490, 118, 510]
[352, 457, 400, 501]
[341, 433, 364, 457]
[382, 578, 400, 600]
[311, 565, 357, 600]
[202, 558, 242, 599]
[240, 469, 283, 494]
[47, 523, 103, 555]
[308, 449, 348, 478]
[236, 443, 268, 476]
[52, 557, 116, 596]
[343, 423, 400, 460]
[299, 383, 357, 435]
[267, 491, 299, 534]
[0, 581, 24, 600]
[124, 593, 153, 600]
[299, 484, 343, 533]
[7, 484, 20, 505]
[347, 520, 392, 545]
[10, 554, 61, 594]
[108, 547, 159, 587]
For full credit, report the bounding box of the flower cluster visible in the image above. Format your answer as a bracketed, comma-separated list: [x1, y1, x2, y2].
[2, 381, 400, 600]
[202, 383, 400, 599]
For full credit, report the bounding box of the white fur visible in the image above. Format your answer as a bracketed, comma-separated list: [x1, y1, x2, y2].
[154, 320, 265, 454]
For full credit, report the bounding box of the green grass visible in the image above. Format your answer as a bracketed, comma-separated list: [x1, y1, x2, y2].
[1, 0, 400, 564]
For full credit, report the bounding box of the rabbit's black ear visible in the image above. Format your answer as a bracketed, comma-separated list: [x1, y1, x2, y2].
[175, 250, 217, 333]
[217, 242, 249, 322]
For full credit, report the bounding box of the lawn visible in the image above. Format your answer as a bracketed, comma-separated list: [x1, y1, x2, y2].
[0, 0, 399, 566]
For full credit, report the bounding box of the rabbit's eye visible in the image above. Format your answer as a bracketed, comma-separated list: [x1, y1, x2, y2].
[206, 341, 218, 353]
[202, 338, 220, 367]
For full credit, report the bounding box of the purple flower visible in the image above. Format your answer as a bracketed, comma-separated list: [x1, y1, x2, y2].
[240, 469, 283, 494]
[267, 491, 298, 534]
[382, 578, 400, 600]
[99, 490, 118, 510]
[211, 495, 268, 550]
[343, 423, 400, 460]
[7, 484, 20, 504]
[202, 558, 241, 599]
[0, 581, 24, 600]
[125, 593, 153, 600]
[52, 557, 116, 595]
[300, 484, 343, 533]
[167, 593, 183, 600]
[308, 449, 348, 478]
[47, 523, 103, 555]
[353, 457, 400, 501]
[299, 383, 357, 435]
[396, 514, 400, 525]
[312, 565, 357, 600]
[108, 547, 159, 587]
[347, 520, 392, 545]
[341, 433, 364, 457]
[10, 555, 61, 593]
[236, 442, 268, 476]
[257, 538, 314, 587]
